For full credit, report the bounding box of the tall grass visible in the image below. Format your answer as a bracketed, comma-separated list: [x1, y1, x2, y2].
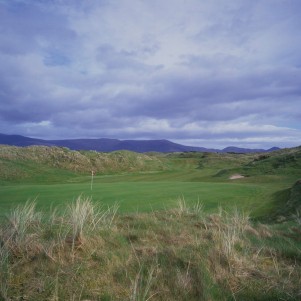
[0, 246, 10, 301]
[175, 196, 203, 217]
[7, 200, 41, 237]
[66, 196, 96, 245]
[217, 208, 250, 260]
[130, 266, 158, 301]
[65, 196, 118, 253]
[0, 199, 300, 300]
[1, 200, 42, 258]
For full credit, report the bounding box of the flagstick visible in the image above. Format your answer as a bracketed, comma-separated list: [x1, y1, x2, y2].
[91, 170, 94, 191]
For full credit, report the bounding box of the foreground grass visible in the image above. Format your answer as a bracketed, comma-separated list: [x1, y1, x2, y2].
[1, 198, 300, 300]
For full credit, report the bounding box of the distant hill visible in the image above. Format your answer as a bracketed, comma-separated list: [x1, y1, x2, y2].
[222, 146, 280, 153]
[0, 133, 279, 153]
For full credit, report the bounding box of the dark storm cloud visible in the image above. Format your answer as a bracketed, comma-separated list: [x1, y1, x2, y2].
[110, 66, 301, 123]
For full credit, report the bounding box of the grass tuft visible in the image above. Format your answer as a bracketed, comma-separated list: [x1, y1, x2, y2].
[130, 265, 158, 301]
[174, 196, 203, 217]
[0, 199, 300, 300]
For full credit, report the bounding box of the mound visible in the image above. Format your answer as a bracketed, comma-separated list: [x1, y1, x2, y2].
[286, 179, 301, 214]
[273, 179, 301, 220]
[0, 145, 167, 182]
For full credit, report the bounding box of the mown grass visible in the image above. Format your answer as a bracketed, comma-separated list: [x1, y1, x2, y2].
[0, 179, 280, 219]
[0, 198, 300, 300]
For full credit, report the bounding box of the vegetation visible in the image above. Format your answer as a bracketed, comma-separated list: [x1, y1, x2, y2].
[0, 145, 167, 183]
[214, 146, 301, 179]
[0, 198, 300, 300]
[0, 144, 301, 299]
[1, 145, 300, 218]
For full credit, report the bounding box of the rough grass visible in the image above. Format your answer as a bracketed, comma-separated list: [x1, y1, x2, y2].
[214, 146, 301, 179]
[0, 145, 167, 183]
[0, 198, 300, 300]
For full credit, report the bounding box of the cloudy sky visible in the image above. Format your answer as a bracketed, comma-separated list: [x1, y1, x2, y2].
[1, 0, 301, 149]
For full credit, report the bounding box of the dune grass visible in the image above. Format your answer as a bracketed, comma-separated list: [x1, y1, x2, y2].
[0, 198, 300, 300]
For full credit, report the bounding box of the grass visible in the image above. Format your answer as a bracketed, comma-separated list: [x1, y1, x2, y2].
[0, 145, 300, 221]
[0, 145, 301, 299]
[0, 198, 300, 300]
[0, 180, 279, 219]
[0, 146, 167, 184]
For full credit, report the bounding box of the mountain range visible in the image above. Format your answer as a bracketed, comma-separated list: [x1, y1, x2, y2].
[0, 133, 279, 153]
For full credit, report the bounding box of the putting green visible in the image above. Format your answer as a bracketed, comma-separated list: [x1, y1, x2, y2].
[0, 178, 273, 218]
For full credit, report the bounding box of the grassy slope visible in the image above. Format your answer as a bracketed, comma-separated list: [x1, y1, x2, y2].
[0, 145, 167, 183]
[213, 146, 301, 178]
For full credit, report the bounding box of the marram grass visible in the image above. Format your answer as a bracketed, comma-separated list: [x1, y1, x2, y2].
[0, 197, 300, 300]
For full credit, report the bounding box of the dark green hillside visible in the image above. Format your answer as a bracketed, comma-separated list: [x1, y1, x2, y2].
[288, 180, 301, 212]
[273, 179, 301, 219]
[214, 146, 301, 179]
[245, 146, 301, 175]
[196, 151, 254, 169]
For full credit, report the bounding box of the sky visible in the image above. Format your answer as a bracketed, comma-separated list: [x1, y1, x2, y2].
[0, 0, 301, 149]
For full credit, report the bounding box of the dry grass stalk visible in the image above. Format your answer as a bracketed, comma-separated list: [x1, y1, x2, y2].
[0, 246, 10, 301]
[2, 200, 43, 258]
[175, 196, 203, 217]
[130, 265, 158, 301]
[1, 199, 301, 300]
[8, 200, 41, 237]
